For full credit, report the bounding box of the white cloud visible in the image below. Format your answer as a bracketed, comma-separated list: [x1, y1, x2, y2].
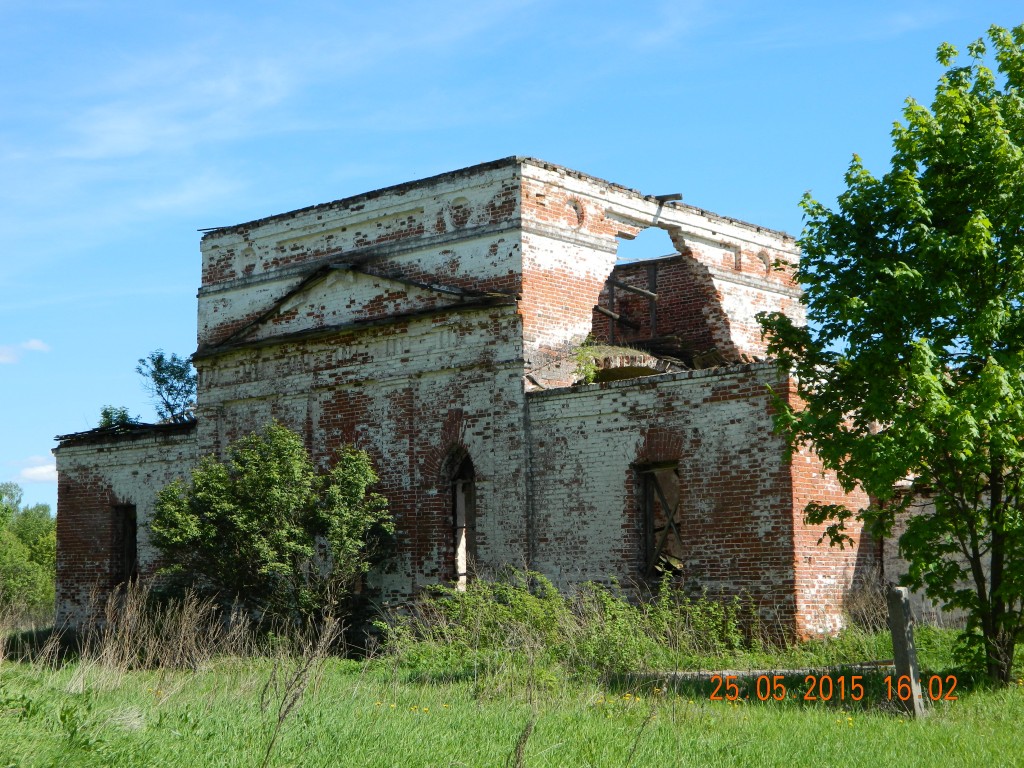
[0, 339, 50, 363]
[17, 457, 57, 484]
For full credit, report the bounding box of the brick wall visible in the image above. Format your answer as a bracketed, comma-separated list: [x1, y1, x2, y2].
[194, 306, 530, 606]
[778, 378, 880, 637]
[54, 425, 197, 627]
[527, 363, 877, 638]
[526, 363, 801, 630]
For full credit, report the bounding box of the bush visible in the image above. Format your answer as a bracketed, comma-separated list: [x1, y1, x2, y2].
[150, 422, 393, 626]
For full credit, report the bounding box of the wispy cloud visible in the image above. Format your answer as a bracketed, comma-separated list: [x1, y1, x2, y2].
[0, 339, 50, 363]
[60, 55, 295, 161]
[15, 456, 57, 484]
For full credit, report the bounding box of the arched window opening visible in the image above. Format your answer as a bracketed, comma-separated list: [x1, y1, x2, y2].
[637, 462, 683, 580]
[451, 455, 477, 591]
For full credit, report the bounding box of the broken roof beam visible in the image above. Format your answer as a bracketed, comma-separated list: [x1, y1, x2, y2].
[607, 278, 657, 301]
[594, 304, 640, 330]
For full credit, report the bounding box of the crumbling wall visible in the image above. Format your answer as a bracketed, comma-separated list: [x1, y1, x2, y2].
[54, 156, 869, 637]
[54, 425, 197, 628]
[191, 160, 533, 606]
[197, 161, 523, 350]
[526, 363, 801, 632]
[518, 160, 802, 376]
[195, 308, 529, 604]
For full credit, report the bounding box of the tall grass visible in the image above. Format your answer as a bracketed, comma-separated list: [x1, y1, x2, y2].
[1, 572, 1015, 767]
[378, 571, 770, 686]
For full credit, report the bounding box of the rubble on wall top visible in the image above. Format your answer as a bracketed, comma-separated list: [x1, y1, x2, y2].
[55, 419, 197, 448]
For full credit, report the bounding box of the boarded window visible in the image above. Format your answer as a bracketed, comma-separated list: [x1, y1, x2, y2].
[112, 504, 138, 586]
[638, 463, 683, 578]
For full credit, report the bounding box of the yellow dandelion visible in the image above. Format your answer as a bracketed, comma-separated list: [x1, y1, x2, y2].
[423, 708, 429, 713]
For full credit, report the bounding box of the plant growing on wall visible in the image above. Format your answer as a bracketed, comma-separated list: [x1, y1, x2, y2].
[572, 336, 599, 385]
[758, 25, 1024, 684]
[98, 405, 140, 428]
[150, 423, 393, 625]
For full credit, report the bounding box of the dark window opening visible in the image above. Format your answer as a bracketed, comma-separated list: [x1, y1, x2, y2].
[113, 504, 138, 586]
[451, 456, 476, 590]
[638, 463, 683, 579]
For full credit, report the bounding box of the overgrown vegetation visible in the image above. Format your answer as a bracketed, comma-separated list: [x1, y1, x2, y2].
[97, 406, 140, 428]
[150, 422, 394, 626]
[1, 574, 1017, 767]
[572, 335, 600, 384]
[380, 572, 760, 682]
[0, 482, 55, 619]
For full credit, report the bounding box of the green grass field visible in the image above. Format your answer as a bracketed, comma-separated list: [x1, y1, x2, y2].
[3, 652, 1023, 767]
[3, 577, 1022, 767]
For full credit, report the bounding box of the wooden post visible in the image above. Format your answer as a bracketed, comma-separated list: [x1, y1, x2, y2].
[887, 585, 927, 717]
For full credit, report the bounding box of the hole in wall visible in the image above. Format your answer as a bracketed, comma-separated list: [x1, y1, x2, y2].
[615, 226, 677, 263]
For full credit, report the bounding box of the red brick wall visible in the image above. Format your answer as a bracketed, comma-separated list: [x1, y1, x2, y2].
[54, 427, 198, 627]
[527, 363, 800, 633]
[780, 378, 878, 638]
[592, 255, 728, 358]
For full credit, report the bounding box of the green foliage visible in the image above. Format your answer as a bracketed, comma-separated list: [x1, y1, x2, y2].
[380, 571, 755, 681]
[136, 349, 197, 423]
[572, 336, 599, 384]
[0, 531, 54, 611]
[98, 405, 140, 428]
[0, 484, 55, 613]
[758, 24, 1024, 684]
[0, 481, 22, 528]
[150, 422, 393, 624]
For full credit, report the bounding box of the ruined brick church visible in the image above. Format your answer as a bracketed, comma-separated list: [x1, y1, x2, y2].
[54, 157, 878, 636]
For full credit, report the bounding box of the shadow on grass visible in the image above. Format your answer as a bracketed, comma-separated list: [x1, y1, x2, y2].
[3, 625, 82, 665]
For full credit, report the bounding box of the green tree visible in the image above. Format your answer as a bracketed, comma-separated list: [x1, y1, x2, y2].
[0, 484, 55, 613]
[0, 481, 22, 528]
[759, 25, 1024, 684]
[136, 350, 197, 423]
[150, 422, 393, 624]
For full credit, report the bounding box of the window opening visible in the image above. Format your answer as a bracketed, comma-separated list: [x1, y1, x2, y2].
[113, 504, 138, 586]
[452, 456, 476, 591]
[639, 463, 683, 578]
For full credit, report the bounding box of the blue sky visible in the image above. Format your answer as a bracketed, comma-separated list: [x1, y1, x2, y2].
[3, 0, 1022, 513]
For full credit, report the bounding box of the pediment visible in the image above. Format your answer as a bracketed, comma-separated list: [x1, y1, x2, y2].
[233, 267, 470, 345]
